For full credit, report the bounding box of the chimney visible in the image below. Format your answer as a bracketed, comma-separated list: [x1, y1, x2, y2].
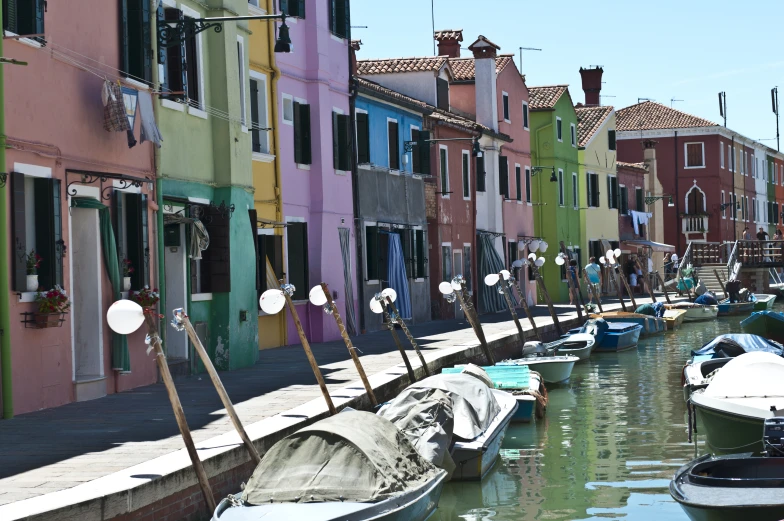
[468, 35, 501, 131]
[434, 29, 463, 58]
[579, 66, 603, 106]
[350, 39, 362, 76]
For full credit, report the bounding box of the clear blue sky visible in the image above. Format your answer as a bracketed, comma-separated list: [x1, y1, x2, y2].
[351, 0, 784, 147]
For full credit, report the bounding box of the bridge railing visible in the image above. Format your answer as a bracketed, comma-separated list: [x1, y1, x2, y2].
[735, 240, 784, 269]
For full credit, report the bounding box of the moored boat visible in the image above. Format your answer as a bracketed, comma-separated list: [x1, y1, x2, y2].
[664, 302, 719, 322]
[552, 333, 595, 360]
[493, 355, 578, 384]
[741, 311, 784, 343]
[568, 318, 643, 352]
[588, 311, 666, 336]
[753, 293, 778, 311]
[717, 299, 755, 316]
[690, 352, 784, 455]
[663, 308, 687, 330]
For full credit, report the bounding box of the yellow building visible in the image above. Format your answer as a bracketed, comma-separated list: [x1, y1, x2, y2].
[248, 0, 285, 348]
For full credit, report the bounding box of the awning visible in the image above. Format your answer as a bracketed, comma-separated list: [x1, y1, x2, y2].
[623, 240, 676, 253]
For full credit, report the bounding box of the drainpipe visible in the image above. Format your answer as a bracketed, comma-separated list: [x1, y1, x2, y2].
[349, 76, 364, 332]
[267, 0, 286, 343]
[151, 0, 166, 348]
[0, 6, 12, 419]
[674, 131, 680, 253]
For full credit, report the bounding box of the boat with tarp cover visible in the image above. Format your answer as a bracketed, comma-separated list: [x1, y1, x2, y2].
[211, 411, 449, 521]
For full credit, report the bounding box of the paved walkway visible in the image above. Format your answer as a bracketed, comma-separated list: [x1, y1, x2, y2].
[0, 294, 676, 507]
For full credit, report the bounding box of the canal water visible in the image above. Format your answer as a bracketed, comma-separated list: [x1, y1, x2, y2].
[435, 304, 782, 520]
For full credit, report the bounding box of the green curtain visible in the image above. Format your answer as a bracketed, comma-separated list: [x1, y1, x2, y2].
[71, 197, 130, 373]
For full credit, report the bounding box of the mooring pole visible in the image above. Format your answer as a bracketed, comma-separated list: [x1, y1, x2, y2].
[453, 284, 495, 365]
[534, 269, 564, 336]
[511, 267, 542, 341]
[498, 272, 526, 344]
[381, 301, 416, 382]
[385, 297, 430, 376]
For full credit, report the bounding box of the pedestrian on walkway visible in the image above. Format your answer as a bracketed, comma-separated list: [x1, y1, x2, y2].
[663, 252, 672, 278]
[584, 257, 602, 303]
[568, 259, 580, 305]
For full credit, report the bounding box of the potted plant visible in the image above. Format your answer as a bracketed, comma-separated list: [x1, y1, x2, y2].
[122, 258, 134, 291]
[26, 250, 42, 291]
[129, 286, 160, 310]
[33, 286, 70, 328]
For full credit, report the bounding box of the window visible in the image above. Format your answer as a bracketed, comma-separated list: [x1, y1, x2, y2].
[293, 101, 312, 164]
[721, 190, 726, 219]
[287, 222, 308, 300]
[366, 227, 426, 283]
[607, 175, 619, 209]
[608, 130, 616, 151]
[619, 185, 628, 215]
[279, 0, 304, 18]
[3, 0, 44, 37]
[515, 165, 522, 201]
[437, 78, 449, 111]
[525, 167, 531, 203]
[237, 37, 247, 127]
[192, 203, 232, 293]
[753, 198, 757, 222]
[332, 111, 352, 171]
[556, 117, 563, 142]
[256, 233, 283, 302]
[522, 101, 529, 130]
[250, 75, 270, 154]
[365, 225, 380, 281]
[329, 0, 349, 38]
[635, 187, 644, 212]
[558, 169, 565, 206]
[463, 245, 472, 290]
[121, 0, 153, 83]
[439, 146, 449, 195]
[10, 172, 62, 292]
[462, 151, 471, 199]
[572, 172, 578, 209]
[356, 111, 370, 164]
[159, 6, 203, 109]
[398, 228, 427, 280]
[441, 244, 452, 282]
[570, 123, 576, 147]
[586, 172, 599, 207]
[728, 145, 733, 172]
[476, 155, 486, 192]
[502, 92, 510, 122]
[282, 94, 294, 124]
[388, 119, 399, 170]
[499, 156, 509, 199]
[507, 240, 518, 269]
[410, 128, 431, 175]
[113, 191, 150, 292]
[414, 230, 426, 279]
[685, 143, 705, 168]
[720, 144, 724, 169]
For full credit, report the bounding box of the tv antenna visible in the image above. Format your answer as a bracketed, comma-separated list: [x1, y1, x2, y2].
[671, 98, 684, 108]
[518, 46, 542, 70]
[773, 87, 780, 151]
[718, 91, 727, 127]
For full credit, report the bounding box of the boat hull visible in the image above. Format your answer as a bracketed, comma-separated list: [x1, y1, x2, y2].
[591, 313, 666, 337]
[593, 327, 642, 353]
[741, 312, 784, 343]
[663, 309, 687, 330]
[692, 401, 764, 455]
[717, 301, 755, 316]
[499, 358, 576, 384]
[676, 502, 784, 521]
[511, 395, 536, 423]
[753, 294, 777, 311]
[682, 305, 719, 322]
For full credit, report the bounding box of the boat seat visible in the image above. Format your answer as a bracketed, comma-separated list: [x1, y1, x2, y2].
[699, 358, 732, 378]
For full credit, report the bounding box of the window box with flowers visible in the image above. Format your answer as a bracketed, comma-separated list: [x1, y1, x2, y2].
[21, 286, 71, 329]
[129, 286, 160, 310]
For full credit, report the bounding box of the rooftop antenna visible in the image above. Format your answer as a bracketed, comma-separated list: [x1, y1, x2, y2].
[718, 91, 727, 127]
[773, 87, 780, 151]
[431, 0, 436, 55]
[518, 46, 542, 71]
[638, 98, 652, 104]
[671, 98, 684, 108]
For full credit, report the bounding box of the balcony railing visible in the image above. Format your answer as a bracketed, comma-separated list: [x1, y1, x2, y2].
[682, 214, 709, 234]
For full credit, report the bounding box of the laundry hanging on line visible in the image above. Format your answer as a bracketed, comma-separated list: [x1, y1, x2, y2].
[138, 90, 163, 148]
[102, 80, 136, 148]
[630, 210, 652, 236]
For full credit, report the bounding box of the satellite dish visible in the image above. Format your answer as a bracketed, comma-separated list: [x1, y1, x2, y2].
[529, 239, 540, 252]
[308, 285, 328, 307]
[500, 269, 511, 280]
[381, 287, 397, 303]
[599, 256, 606, 265]
[511, 260, 524, 269]
[539, 241, 549, 252]
[438, 281, 454, 295]
[260, 289, 286, 315]
[369, 298, 383, 314]
[614, 248, 622, 258]
[528, 253, 537, 261]
[106, 299, 145, 335]
[484, 273, 500, 286]
[555, 255, 565, 266]
[535, 258, 545, 267]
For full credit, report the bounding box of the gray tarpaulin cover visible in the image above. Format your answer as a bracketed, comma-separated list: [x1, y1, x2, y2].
[409, 373, 500, 441]
[241, 411, 440, 504]
[377, 388, 456, 475]
[691, 334, 784, 358]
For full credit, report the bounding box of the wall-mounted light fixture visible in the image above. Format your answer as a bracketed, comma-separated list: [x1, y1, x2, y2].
[644, 195, 675, 207]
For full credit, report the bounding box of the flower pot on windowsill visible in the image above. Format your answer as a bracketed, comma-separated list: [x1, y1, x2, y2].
[123, 277, 131, 292]
[26, 274, 38, 292]
[33, 312, 65, 329]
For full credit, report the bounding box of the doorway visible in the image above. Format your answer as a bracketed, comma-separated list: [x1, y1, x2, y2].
[164, 223, 188, 360]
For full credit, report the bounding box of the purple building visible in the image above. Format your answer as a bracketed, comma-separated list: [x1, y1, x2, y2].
[276, 0, 357, 342]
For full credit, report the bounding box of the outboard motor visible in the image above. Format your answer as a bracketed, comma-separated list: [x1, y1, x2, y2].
[523, 341, 549, 358]
[763, 414, 784, 457]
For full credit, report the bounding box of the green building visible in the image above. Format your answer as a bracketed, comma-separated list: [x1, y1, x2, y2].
[153, 0, 257, 373]
[528, 86, 581, 302]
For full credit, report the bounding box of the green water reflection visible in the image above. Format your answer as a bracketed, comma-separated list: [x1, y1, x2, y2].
[436, 305, 779, 520]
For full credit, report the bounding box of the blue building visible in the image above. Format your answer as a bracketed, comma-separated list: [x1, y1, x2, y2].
[353, 78, 431, 332]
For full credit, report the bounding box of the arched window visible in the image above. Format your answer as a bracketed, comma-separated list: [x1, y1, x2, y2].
[684, 182, 706, 215]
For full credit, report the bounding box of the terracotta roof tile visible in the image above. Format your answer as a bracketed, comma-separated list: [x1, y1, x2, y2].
[617, 161, 648, 173]
[528, 85, 569, 110]
[616, 101, 717, 131]
[355, 77, 428, 111]
[434, 29, 463, 42]
[356, 56, 448, 75]
[575, 105, 613, 147]
[450, 54, 514, 81]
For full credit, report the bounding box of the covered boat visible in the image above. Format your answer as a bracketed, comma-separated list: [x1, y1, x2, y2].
[690, 352, 784, 455]
[212, 411, 448, 521]
[588, 311, 666, 336]
[664, 302, 719, 322]
[741, 311, 784, 343]
[403, 373, 517, 481]
[568, 318, 643, 352]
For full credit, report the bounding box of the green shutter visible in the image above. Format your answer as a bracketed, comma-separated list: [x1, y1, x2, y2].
[33, 178, 56, 290]
[416, 229, 425, 279]
[113, 190, 125, 263]
[515, 165, 522, 200]
[250, 79, 261, 152]
[287, 223, 308, 300]
[279, 0, 288, 15]
[301, 104, 312, 164]
[141, 194, 149, 286]
[10, 172, 26, 291]
[338, 114, 351, 171]
[297, 0, 305, 18]
[52, 179, 63, 287]
[476, 155, 485, 192]
[293, 102, 303, 163]
[357, 112, 370, 164]
[388, 121, 399, 170]
[33, 0, 44, 34]
[365, 225, 378, 280]
[202, 206, 231, 293]
[120, 0, 130, 75]
[499, 156, 508, 198]
[5, 0, 18, 33]
[463, 153, 470, 198]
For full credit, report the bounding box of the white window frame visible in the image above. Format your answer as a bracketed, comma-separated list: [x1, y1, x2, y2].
[684, 142, 705, 169]
[728, 144, 733, 172]
[556, 117, 563, 142]
[502, 91, 510, 123]
[462, 150, 471, 201]
[249, 71, 272, 158]
[524, 166, 531, 204]
[237, 35, 248, 131]
[720, 143, 724, 169]
[558, 169, 565, 206]
[439, 145, 450, 199]
[180, 4, 206, 118]
[281, 93, 294, 125]
[387, 117, 400, 173]
[522, 101, 529, 130]
[570, 123, 576, 147]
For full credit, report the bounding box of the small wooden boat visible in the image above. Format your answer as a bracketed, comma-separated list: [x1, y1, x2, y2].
[493, 355, 578, 384]
[568, 318, 643, 352]
[664, 302, 719, 322]
[588, 311, 666, 337]
[741, 312, 784, 342]
[212, 411, 449, 521]
[717, 299, 755, 316]
[663, 308, 687, 330]
[670, 452, 784, 521]
[753, 293, 778, 311]
[552, 333, 595, 360]
[690, 352, 784, 455]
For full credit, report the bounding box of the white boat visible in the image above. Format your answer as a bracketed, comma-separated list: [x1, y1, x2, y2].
[553, 333, 595, 360]
[212, 411, 448, 521]
[664, 302, 719, 322]
[497, 355, 578, 384]
[753, 293, 777, 311]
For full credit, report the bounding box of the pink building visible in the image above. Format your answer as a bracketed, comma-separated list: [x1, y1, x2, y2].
[2, 1, 158, 416]
[275, 0, 357, 342]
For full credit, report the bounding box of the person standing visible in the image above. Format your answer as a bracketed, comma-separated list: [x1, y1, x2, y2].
[584, 257, 602, 303]
[663, 252, 672, 279]
[743, 227, 752, 240]
[568, 259, 580, 305]
[757, 227, 769, 241]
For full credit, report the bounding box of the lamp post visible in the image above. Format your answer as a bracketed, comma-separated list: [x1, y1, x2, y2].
[158, 13, 292, 53]
[370, 290, 415, 382]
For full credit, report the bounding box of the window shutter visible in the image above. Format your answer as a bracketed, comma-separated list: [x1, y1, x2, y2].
[164, 9, 185, 100]
[113, 191, 126, 263]
[52, 179, 63, 287]
[300, 104, 311, 164]
[202, 206, 231, 292]
[293, 101, 303, 163]
[141, 194, 149, 286]
[515, 165, 521, 200]
[418, 130, 431, 176]
[33, 178, 56, 291]
[156, 2, 167, 78]
[250, 79, 261, 153]
[141, 0, 152, 82]
[436, 78, 449, 111]
[342, 0, 350, 40]
[608, 130, 616, 150]
[332, 112, 340, 170]
[123, 193, 145, 290]
[5, 0, 18, 33]
[33, 0, 44, 34]
[339, 114, 352, 171]
[499, 156, 509, 198]
[279, 0, 288, 15]
[356, 112, 370, 164]
[10, 172, 26, 291]
[297, 0, 305, 17]
[249, 210, 259, 296]
[476, 155, 486, 192]
[411, 129, 420, 173]
[120, 0, 130, 77]
[463, 154, 470, 198]
[365, 226, 378, 280]
[388, 121, 399, 170]
[287, 222, 308, 299]
[415, 229, 425, 279]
